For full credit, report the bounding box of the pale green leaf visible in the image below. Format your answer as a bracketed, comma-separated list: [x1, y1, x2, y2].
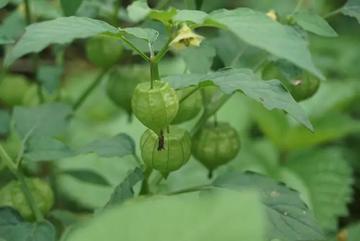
[173, 10, 208, 24]
[165, 68, 313, 131]
[0, 12, 26, 45]
[293, 11, 338, 37]
[342, 0, 360, 23]
[105, 168, 144, 207]
[65, 191, 265, 241]
[36, 64, 63, 93]
[13, 103, 72, 140]
[0, 110, 10, 136]
[214, 171, 324, 241]
[180, 42, 216, 73]
[209, 8, 324, 79]
[60, 0, 84, 16]
[127, 0, 151, 22]
[119, 27, 159, 43]
[4, 17, 117, 67]
[286, 149, 353, 231]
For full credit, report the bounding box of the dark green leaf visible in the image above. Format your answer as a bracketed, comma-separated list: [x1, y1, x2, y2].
[60, 0, 84, 16]
[105, 168, 144, 207]
[208, 8, 324, 79]
[342, 0, 360, 23]
[36, 64, 63, 94]
[25, 137, 74, 162]
[4, 17, 117, 67]
[62, 170, 111, 186]
[286, 149, 353, 231]
[214, 171, 324, 241]
[293, 11, 338, 37]
[165, 68, 313, 131]
[0, 110, 10, 136]
[13, 103, 72, 140]
[0, 208, 56, 241]
[79, 134, 135, 158]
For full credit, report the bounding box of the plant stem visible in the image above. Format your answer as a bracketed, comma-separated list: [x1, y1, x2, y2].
[16, 171, 43, 221]
[150, 58, 160, 88]
[23, 0, 32, 24]
[0, 143, 43, 221]
[179, 86, 200, 103]
[324, 8, 342, 19]
[154, 37, 173, 64]
[73, 67, 110, 111]
[139, 167, 152, 195]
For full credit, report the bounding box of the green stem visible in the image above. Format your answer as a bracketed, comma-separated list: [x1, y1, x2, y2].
[73, 67, 110, 111]
[179, 86, 200, 103]
[23, 0, 32, 24]
[0, 144, 43, 221]
[324, 8, 342, 19]
[290, 0, 304, 16]
[153, 37, 173, 64]
[16, 171, 43, 221]
[139, 168, 152, 195]
[191, 94, 231, 135]
[150, 59, 160, 88]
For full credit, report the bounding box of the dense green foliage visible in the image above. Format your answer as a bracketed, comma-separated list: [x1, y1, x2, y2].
[0, 0, 360, 241]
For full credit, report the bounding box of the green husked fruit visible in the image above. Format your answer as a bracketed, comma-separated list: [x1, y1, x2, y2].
[0, 178, 54, 220]
[106, 66, 148, 116]
[140, 127, 191, 177]
[0, 75, 31, 106]
[172, 86, 202, 124]
[262, 61, 320, 102]
[132, 80, 179, 133]
[85, 36, 123, 68]
[201, 85, 221, 105]
[285, 73, 320, 101]
[192, 122, 240, 173]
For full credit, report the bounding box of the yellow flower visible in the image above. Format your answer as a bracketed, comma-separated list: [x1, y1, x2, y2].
[169, 24, 204, 51]
[266, 10, 277, 21]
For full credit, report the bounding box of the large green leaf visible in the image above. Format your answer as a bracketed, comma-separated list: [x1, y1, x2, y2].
[0, 12, 26, 45]
[62, 169, 111, 187]
[180, 42, 216, 73]
[342, 0, 360, 23]
[4, 17, 158, 66]
[0, 0, 9, 9]
[165, 68, 313, 131]
[105, 168, 144, 207]
[0, 110, 10, 136]
[208, 8, 324, 79]
[214, 171, 324, 241]
[293, 11, 338, 37]
[13, 103, 72, 140]
[60, 0, 84, 16]
[24, 134, 136, 162]
[0, 207, 56, 241]
[286, 149, 353, 232]
[65, 191, 265, 241]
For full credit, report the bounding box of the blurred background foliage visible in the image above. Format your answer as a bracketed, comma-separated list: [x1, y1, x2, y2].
[1, 0, 360, 241]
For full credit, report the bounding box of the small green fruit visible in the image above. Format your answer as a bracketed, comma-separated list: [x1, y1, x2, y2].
[285, 74, 320, 101]
[106, 66, 148, 116]
[85, 36, 123, 68]
[0, 178, 54, 220]
[132, 80, 179, 133]
[192, 122, 240, 172]
[140, 127, 191, 177]
[172, 86, 202, 124]
[0, 75, 31, 106]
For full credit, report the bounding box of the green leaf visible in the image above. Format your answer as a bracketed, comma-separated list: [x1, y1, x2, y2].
[214, 171, 324, 241]
[0, 0, 9, 9]
[36, 64, 63, 93]
[13, 103, 72, 140]
[0, 110, 10, 136]
[4, 17, 117, 67]
[286, 149, 353, 232]
[0, 12, 26, 45]
[293, 11, 338, 37]
[165, 68, 313, 131]
[25, 137, 74, 162]
[127, 0, 151, 22]
[65, 191, 265, 241]
[79, 134, 135, 158]
[119, 27, 159, 43]
[342, 0, 360, 23]
[60, 0, 84, 16]
[347, 222, 360, 241]
[0, 207, 56, 241]
[173, 10, 208, 24]
[208, 8, 324, 79]
[105, 168, 144, 207]
[180, 42, 216, 73]
[62, 169, 111, 186]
